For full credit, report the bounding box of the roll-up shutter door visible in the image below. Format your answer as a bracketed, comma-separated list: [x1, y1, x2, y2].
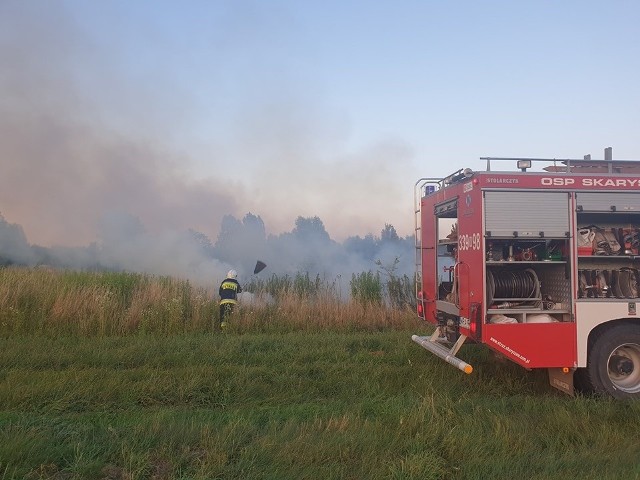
[485, 191, 570, 238]
[576, 192, 640, 213]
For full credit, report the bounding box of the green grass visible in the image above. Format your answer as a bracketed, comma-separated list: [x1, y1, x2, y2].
[1, 268, 639, 478]
[2, 332, 640, 479]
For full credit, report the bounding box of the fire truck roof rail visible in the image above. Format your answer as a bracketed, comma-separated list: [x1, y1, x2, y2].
[480, 156, 640, 174]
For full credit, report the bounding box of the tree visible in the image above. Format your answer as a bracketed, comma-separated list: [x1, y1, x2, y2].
[214, 215, 243, 249]
[213, 213, 267, 275]
[242, 213, 266, 241]
[380, 223, 399, 243]
[188, 229, 214, 258]
[344, 233, 378, 260]
[0, 213, 34, 266]
[292, 216, 330, 243]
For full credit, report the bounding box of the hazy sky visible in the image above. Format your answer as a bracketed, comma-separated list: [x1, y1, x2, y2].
[1, 0, 639, 247]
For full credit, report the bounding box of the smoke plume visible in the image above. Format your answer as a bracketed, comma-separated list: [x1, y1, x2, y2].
[0, 2, 416, 287]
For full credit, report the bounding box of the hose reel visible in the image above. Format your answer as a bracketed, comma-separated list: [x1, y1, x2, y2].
[486, 267, 541, 307]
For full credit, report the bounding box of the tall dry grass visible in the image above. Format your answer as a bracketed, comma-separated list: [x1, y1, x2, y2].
[0, 267, 215, 336]
[0, 267, 416, 337]
[233, 288, 415, 333]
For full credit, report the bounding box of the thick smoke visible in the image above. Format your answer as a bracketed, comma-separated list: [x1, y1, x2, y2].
[0, 2, 416, 288]
[0, 211, 414, 290]
[0, 2, 240, 250]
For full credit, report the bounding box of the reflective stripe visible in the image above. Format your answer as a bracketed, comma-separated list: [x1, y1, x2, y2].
[221, 281, 239, 291]
[220, 299, 237, 305]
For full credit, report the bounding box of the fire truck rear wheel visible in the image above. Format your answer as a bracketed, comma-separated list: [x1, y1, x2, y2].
[587, 323, 640, 399]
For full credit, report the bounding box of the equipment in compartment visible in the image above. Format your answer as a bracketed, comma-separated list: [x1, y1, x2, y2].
[578, 267, 639, 298]
[577, 225, 640, 256]
[486, 240, 563, 262]
[593, 228, 621, 255]
[622, 228, 640, 255]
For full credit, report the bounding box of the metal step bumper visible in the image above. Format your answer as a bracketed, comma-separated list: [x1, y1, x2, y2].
[412, 334, 473, 374]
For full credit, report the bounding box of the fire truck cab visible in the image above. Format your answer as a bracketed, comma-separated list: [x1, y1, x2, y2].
[413, 150, 640, 399]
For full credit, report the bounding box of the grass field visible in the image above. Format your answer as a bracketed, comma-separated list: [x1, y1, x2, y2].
[1, 269, 640, 479]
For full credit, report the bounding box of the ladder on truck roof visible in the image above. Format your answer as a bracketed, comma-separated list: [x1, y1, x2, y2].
[413, 178, 440, 307]
[412, 178, 473, 375]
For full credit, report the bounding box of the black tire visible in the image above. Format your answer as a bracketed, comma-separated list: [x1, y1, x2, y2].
[586, 323, 640, 399]
[573, 367, 595, 395]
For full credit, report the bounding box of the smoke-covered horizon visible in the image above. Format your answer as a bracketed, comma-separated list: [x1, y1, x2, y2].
[0, 210, 415, 290]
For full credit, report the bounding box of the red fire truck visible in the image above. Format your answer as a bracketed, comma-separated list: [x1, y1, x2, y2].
[413, 149, 640, 398]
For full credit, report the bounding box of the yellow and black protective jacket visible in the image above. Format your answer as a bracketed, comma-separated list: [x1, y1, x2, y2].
[219, 278, 242, 305]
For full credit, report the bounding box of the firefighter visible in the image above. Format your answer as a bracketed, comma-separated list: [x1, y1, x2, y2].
[218, 269, 242, 332]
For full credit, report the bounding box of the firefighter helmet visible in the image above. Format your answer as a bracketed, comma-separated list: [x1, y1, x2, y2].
[227, 270, 237, 279]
